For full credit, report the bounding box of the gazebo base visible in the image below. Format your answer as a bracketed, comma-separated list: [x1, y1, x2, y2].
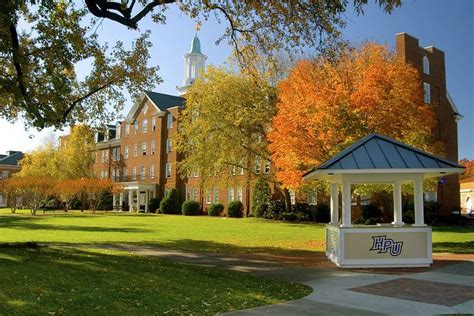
[326, 224, 432, 268]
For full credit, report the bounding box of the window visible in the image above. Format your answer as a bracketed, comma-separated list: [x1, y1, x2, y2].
[104, 170, 108, 178]
[132, 166, 137, 180]
[151, 141, 156, 155]
[422, 56, 430, 75]
[104, 150, 109, 162]
[186, 188, 191, 201]
[152, 117, 156, 131]
[100, 170, 105, 179]
[228, 188, 235, 202]
[423, 82, 431, 104]
[141, 142, 147, 156]
[237, 187, 243, 202]
[255, 157, 261, 174]
[192, 188, 198, 201]
[264, 160, 271, 174]
[112, 148, 118, 161]
[150, 164, 155, 179]
[239, 159, 244, 175]
[143, 104, 148, 114]
[167, 113, 173, 129]
[134, 122, 139, 135]
[124, 146, 129, 159]
[231, 166, 236, 176]
[133, 143, 137, 157]
[125, 124, 130, 137]
[140, 165, 146, 180]
[166, 138, 172, 153]
[111, 169, 116, 180]
[101, 151, 105, 163]
[124, 167, 128, 177]
[142, 119, 148, 133]
[206, 191, 211, 204]
[166, 163, 172, 178]
[289, 189, 296, 205]
[116, 124, 121, 139]
[307, 190, 317, 205]
[213, 188, 219, 203]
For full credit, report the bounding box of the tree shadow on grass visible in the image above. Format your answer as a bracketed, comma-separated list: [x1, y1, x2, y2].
[0, 216, 152, 233]
[0, 246, 311, 315]
[432, 241, 474, 254]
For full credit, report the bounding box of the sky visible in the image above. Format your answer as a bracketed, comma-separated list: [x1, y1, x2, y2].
[1, 0, 473, 159]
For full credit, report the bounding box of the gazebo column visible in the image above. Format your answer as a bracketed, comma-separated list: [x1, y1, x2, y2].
[414, 178, 426, 226]
[136, 188, 140, 212]
[341, 180, 352, 227]
[145, 190, 149, 213]
[112, 194, 117, 211]
[330, 183, 339, 225]
[392, 180, 404, 226]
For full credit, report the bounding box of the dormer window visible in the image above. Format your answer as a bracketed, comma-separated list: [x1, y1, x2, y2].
[143, 104, 148, 114]
[423, 56, 430, 75]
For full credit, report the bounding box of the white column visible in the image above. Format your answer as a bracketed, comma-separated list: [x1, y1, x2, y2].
[145, 190, 149, 213]
[119, 193, 123, 212]
[330, 183, 339, 225]
[128, 190, 133, 212]
[136, 189, 140, 212]
[392, 181, 404, 226]
[414, 179, 425, 226]
[112, 194, 117, 211]
[341, 180, 352, 227]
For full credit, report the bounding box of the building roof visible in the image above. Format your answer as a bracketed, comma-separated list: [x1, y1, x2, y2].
[0, 151, 24, 166]
[304, 134, 464, 179]
[189, 34, 202, 54]
[144, 91, 185, 110]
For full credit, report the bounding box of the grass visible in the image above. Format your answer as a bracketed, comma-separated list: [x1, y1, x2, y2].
[0, 246, 311, 314]
[0, 208, 472, 254]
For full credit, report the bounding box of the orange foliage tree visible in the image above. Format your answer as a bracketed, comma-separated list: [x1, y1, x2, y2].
[460, 159, 474, 179]
[80, 178, 114, 214]
[269, 43, 440, 189]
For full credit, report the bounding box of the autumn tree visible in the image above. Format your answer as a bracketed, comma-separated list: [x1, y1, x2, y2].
[460, 159, 474, 179]
[1, 1, 160, 129]
[13, 176, 57, 215]
[17, 141, 62, 179]
[82, 178, 114, 214]
[60, 124, 96, 179]
[177, 66, 276, 214]
[269, 43, 440, 189]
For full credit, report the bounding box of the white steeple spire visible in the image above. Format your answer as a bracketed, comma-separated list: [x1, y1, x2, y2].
[177, 33, 207, 96]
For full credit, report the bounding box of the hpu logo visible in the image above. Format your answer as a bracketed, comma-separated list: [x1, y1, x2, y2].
[369, 235, 403, 256]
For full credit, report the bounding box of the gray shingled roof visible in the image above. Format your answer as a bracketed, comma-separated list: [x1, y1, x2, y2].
[0, 152, 24, 166]
[144, 91, 185, 110]
[305, 134, 463, 174]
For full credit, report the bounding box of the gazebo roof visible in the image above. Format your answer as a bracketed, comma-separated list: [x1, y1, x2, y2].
[304, 134, 464, 180]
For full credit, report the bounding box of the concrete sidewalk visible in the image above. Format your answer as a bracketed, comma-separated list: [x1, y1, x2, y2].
[62, 244, 474, 315]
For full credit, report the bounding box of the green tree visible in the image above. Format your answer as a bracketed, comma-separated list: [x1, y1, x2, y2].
[1, 0, 160, 129]
[251, 178, 270, 218]
[18, 142, 62, 179]
[177, 67, 275, 215]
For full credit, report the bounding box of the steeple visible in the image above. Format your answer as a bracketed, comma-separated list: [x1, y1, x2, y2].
[177, 33, 207, 96]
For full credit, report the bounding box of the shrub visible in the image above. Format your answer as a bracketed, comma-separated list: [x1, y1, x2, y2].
[293, 203, 311, 221]
[148, 198, 161, 213]
[182, 201, 201, 216]
[160, 188, 180, 214]
[364, 218, 379, 225]
[361, 203, 382, 221]
[424, 201, 438, 224]
[251, 178, 270, 217]
[227, 201, 244, 218]
[264, 200, 285, 219]
[281, 212, 298, 222]
[312, 204, 330, 223]
[208, 203, 224, 217]
[403, 209, 415, 224]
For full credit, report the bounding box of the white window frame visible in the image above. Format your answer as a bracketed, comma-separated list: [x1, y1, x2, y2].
[125, 124, 130, 137]
[192, 188, 198, 201]
[134, 122, 139, 135]
[228, 188, 235, 202]
[167, 113, 173, 129]
[237, 187, 243, 202]
[213, 188, 219, 203]
[124, 146, 129, 160]
[133, 143, 137, 157]
[166, 138, 172, 153]
[152, 117, 156, 131]
[150, 164, 155, 179]
[141, 142, 147, 156]
[289, 189, 296, 205]
[423, 56, 430, 75]
[423, 82, 431, 104]
[151, 141, 156, 155]
[132, 166, 137, 180]
[142, 119, 148, 133]
[140, 165, 146, 180]
[255, 157, 261, 174]
[166, 163, 172, 178]
[206, 190, 211, 205]
[264, 160, 271, 174]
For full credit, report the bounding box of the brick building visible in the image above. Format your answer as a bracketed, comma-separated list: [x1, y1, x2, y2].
[0, 151, 24, 207]
[92, 33, 462, 215]
[396, 33, 463, 216]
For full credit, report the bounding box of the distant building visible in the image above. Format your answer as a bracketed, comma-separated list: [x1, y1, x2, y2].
[0, 151, 24, 207]
[460, 176, 474, 214]
[396, 33, 462, 216]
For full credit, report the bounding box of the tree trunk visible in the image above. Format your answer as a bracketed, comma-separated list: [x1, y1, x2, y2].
[282, 188, 292, 212]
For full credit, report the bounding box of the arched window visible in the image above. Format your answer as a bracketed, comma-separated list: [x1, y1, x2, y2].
[422, 56, 430, 75]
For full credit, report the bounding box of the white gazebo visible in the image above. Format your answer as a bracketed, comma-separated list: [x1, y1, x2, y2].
[303, 134, 464, 268]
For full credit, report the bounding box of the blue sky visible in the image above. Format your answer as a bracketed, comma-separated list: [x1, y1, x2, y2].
[1, 0, 472, 159]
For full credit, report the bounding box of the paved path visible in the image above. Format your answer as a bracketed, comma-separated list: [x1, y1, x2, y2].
[59, 244, 474, 315]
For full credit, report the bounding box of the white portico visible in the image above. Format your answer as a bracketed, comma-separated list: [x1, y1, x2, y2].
[304, 134, 464, 268]
[113, 183, 157, 213]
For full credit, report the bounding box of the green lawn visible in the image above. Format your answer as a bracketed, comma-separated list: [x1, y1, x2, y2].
[0, 246, 310, 314]
[0, 209, 472, 254]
